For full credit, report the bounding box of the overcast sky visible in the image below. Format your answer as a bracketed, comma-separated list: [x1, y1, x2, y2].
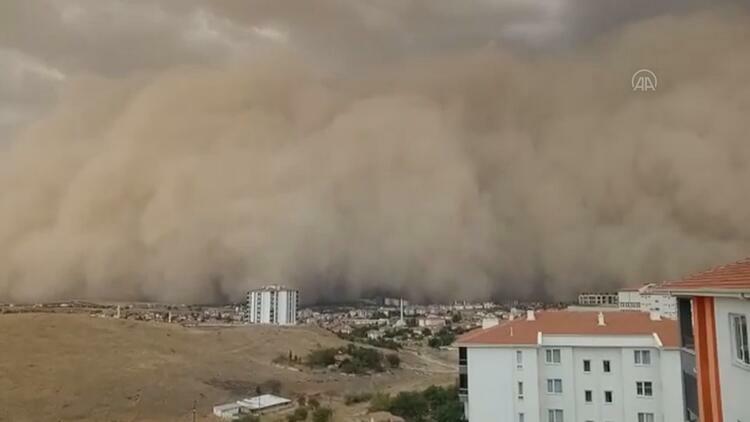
[0, 0, 733, 142]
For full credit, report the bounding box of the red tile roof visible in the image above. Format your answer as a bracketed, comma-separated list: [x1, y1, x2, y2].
[659, 257, 750, 295]
[457, 311, 679, 347]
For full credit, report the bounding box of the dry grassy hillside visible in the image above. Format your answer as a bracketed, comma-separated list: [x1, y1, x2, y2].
[0, 314, 454, 421]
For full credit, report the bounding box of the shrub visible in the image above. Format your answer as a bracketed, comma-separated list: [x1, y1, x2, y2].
[385, 353, 400, 368]
[368, 392, 391, 412]
[344, 392, 373, 405]
[389, 391, 429, 422]
[312, 407, 333, 422]
[308, 397, 320, 409]
[306, 348, 337, 367]
[287, 407, 308, 422]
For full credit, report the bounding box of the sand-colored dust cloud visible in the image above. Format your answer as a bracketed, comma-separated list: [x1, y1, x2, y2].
[1, 10, 750, 303]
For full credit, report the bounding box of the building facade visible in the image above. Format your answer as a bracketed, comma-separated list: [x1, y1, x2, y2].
[578, 292, 618, 306]
[456, 311, 684, 422]
[246, 285, 299, 325]
[661, 258, 750, 422]
[618, 284, 678, 319]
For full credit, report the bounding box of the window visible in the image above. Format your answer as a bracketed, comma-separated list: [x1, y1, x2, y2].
[519, 413, 525, 422]
[638, 412, 655, 422]
[518, 381, 524, 399]
[584, 390, 593, 403]
[634, 350, 652, 365]
[546, 348, 561, 364]
[603, 360, 611, 373]
[459, 373, 468, 393]
[546, 378, 563, 394]
[730, 313, 750, 366]
[604, 391, 613, 403]
[548, 409, 564, 422]
[459, 347, 467, 365]
[583, 359, 591, 372]
[517, 350, 524, 367]
[636, 381, 653, 397]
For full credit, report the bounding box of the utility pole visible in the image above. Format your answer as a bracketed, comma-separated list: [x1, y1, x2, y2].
[192, 399, 196, 422]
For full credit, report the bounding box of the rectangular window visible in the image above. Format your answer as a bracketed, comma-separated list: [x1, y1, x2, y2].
[546, 378, 563, 394]
[584, 390, 592, 403]
[459, 347, 467, 365]
[604, 391, 613, 403]
[459, 373, 468, 394]
[518, 381, 524, 399]
[730, 313, 750, 366]
[545, 348, 561, 364]
[603, 360, 611, 373]
[583, 359, 591, 373]
[636, 381, 653, 397]
[634, 350, 652, 365]
[638, 412, 655, 422]
[517, 350, 523, 367]
[548, 409, 564, 422]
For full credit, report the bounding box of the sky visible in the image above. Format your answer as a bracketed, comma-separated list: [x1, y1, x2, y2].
[0, 0, 749, 303]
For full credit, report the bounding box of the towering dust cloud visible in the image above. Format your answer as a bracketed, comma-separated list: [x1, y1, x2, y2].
[1, 5, 750, 303]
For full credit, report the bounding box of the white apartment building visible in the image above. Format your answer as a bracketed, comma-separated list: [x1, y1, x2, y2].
[456, 310, 684, 422]
[618, 284, 678, 319]
[578, 292, 618, 306]
[246, 285, 299, 325]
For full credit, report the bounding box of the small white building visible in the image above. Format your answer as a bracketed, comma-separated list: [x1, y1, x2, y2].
[246, 285, 299, 325]
[618, 284, 678, 319]
[577, 292, 618, 306]
[213, 394, 292, 419]
[418, 316, 447, 328]
[456, 310, 684, 422]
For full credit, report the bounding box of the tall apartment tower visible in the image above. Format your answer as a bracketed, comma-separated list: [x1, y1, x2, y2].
[246, 285, 299, 325]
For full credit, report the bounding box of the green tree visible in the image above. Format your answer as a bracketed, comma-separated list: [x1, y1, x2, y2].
[388, 391, 429, 422]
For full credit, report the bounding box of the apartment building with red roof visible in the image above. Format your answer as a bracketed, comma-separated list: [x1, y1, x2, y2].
[660, 257, 750, 422]
[455, 310, 684, 422]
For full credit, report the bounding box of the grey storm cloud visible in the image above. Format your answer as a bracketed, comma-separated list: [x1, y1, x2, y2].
[0, 0, 749, 304]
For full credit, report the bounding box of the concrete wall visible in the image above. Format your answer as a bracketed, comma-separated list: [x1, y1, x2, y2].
[466, 348, 514, 421]
[714, 297, 750, 422]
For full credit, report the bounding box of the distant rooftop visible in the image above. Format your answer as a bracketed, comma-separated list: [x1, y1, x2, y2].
[456, 311, 679, 347]
[659, 257, 750, 295]
[237, 394, 291, 410]
[249, 285, 298, 292]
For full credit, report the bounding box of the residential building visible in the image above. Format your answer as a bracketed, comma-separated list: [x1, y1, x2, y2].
[418, 315, 447, 328]
[661, 257, 750, 422]
[577, 292, 618, 306]
[618, 284, 678, 319]
[246, 285, 299, 325]
[456, 310, 684, 422]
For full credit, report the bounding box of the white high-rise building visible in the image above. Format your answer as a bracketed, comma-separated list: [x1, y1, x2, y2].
[246, 285, 299, 325]
[456, 310, 684, 422]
